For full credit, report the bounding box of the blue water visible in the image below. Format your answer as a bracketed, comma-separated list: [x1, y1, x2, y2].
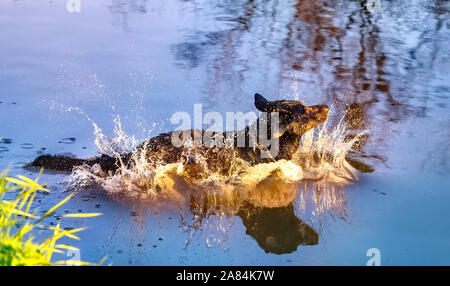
[0, 0, 449, 265]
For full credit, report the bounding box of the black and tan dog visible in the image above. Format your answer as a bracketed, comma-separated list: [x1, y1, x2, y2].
[31, 93, 329, 175]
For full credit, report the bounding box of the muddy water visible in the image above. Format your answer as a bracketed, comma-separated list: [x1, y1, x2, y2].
[0, 0, 449, 265]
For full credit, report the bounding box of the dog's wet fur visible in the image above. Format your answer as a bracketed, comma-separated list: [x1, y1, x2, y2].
[31, 93, 329, 174]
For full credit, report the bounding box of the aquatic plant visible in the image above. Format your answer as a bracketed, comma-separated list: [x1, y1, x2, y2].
[0, 170, 101, 266]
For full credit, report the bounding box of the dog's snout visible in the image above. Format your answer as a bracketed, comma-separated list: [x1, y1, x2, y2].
[321, 105, 328, 116]
[321, 105, 328, 120]
[315, 105, 327, 112]
[313, 104, 328, 122]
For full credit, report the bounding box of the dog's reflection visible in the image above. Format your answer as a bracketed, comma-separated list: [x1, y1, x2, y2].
[237, 202, 318, 254]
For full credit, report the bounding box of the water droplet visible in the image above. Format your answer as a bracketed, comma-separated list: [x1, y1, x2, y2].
[80, 195, 91, 201]
[13, 162, 27, 168]
[20, 143, 33, 149]
[59, 137, 76, 144]
[0, 138, 12, 144]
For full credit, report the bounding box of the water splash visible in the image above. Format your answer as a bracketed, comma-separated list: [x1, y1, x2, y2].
[93, 115, 138, 157]
[68, 115, 364, 208]
[295, 117, 364, 185]
[65, 114, 366, 247]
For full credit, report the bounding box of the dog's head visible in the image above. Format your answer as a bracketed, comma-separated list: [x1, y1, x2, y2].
[255, 93, 328, 138]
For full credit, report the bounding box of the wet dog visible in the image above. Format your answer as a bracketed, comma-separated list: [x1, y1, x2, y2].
[31, 93, 329, 175]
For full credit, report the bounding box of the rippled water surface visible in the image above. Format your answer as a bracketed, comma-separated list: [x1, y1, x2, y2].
[0, 0, 449, 265]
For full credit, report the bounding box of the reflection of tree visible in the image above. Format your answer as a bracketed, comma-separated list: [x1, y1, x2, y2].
[108, 0, 149, 31]
[172, 0, 285, 108]
[172, 32, 224, 69]
[279, 0, 409, 166]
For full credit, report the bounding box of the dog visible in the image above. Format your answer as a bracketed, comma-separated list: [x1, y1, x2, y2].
[30, 93, 329, 175]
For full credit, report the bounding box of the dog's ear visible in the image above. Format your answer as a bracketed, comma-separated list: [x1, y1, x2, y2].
[255, 93, 269, 111]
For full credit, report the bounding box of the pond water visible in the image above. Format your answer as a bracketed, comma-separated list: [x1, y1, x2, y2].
[0, 0, 449, 265]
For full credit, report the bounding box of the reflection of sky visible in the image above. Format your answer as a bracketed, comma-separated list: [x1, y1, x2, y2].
[0, 0, 449, 265]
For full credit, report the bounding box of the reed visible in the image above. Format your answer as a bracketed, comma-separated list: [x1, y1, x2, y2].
[0, 169, 102, 266]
